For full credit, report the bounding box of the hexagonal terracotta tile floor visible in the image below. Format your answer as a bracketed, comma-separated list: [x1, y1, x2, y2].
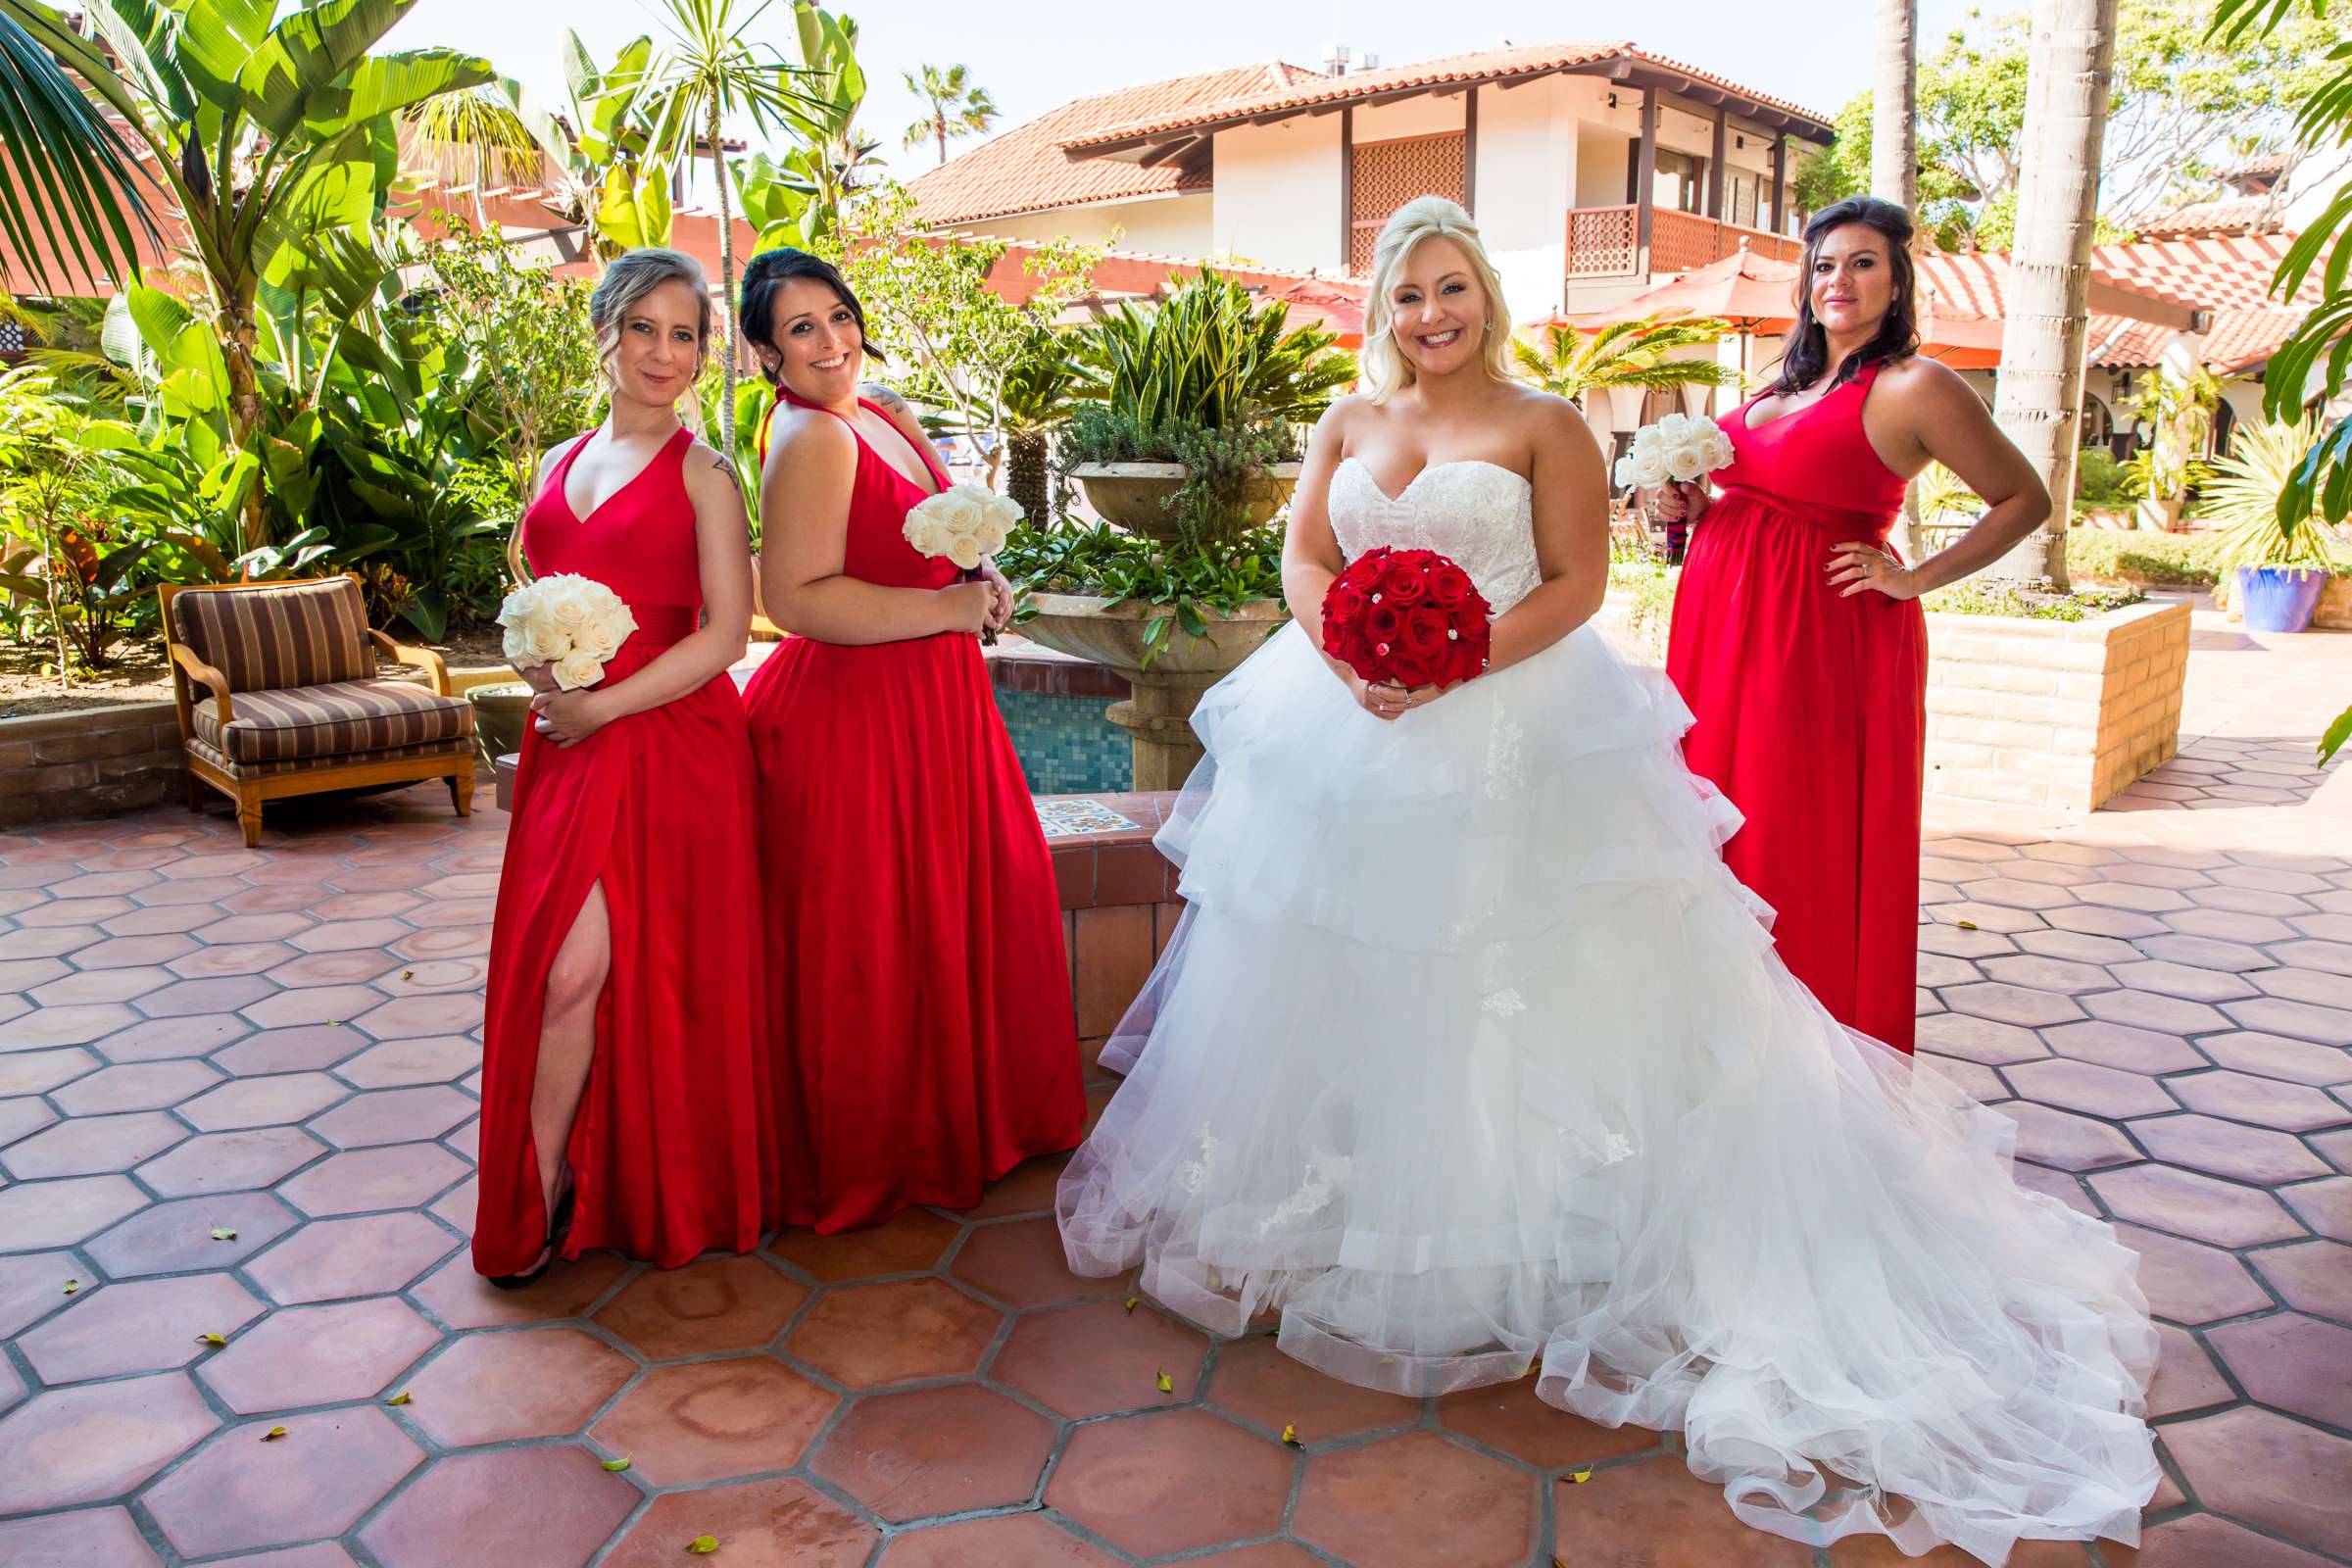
[5, 609, 2352, 1565]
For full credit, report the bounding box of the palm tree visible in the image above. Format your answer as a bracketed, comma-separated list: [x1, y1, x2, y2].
[0, 3, 160, 293]
[902, 64, 999, 165]
[1874, 0, 1926, 565]
[634, 0, 814, 468]
[405, 87, 543, 231]
[998, 330, 1081, 521]
[1509, 316, 1738, 404]
[1984, 0, 2121, 589]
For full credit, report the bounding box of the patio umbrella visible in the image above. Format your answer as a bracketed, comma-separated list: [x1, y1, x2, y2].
[1543, 245, 2009, 370]
[1266, 275, 1367, 350]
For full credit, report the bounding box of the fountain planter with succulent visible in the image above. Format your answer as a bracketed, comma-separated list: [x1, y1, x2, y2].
[1002, 272, 1353, 789]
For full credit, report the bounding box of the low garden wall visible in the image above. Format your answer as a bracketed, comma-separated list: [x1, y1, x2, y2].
[0, 700, 182, 828]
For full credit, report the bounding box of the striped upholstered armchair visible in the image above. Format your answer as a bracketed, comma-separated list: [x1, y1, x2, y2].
[159, 575, 477, 846]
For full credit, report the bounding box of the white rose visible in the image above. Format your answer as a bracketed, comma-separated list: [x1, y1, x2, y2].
[497, 581, 544, 629]
[1632, 450, 1671, 490]
[975, 522, 1008, 556]
[1708, 432, 1736, 469]
[1665, 444, 1708, 483]
[946, 533, 984, 570]
[552, 649, 605, 691]
[1612, 455, 1639, 489]
[1629, 424, 1665, 458]
[502, 625, 536, 666]
[904, 521, 944, 559]
[578, 613, 628, 660]
[522, 620, 569, 662]
[980, 492, 1023, 530]
[941, 494, 983, 533]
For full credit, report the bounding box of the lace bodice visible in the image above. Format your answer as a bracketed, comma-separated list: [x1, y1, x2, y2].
[1328, 458, 1542, 614]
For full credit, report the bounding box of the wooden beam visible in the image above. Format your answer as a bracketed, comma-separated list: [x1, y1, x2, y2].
[1770, 136, 1787, 232]
[1463, 85, 1479, 217]
[1636, 85, 1658, 274]
[1708, 104, 1727, 220]
[1339, 104, 1354, 274]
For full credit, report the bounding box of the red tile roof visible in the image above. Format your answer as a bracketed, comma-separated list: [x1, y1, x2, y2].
[2131, 197, 2278, 242]
[906, 62, 1322, 227]
[1059, 42, 1834, 152]
[1917, 234, 2316, 373]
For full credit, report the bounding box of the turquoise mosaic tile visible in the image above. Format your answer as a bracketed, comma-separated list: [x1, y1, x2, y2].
[996, 688, 1132, 795]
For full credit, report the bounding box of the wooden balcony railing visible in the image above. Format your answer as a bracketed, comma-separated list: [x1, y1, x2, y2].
[1565, 204, 1802, 280]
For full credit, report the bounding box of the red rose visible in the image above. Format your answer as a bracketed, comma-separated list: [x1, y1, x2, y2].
[1325, 582, 1368, 630]
[1387, 652, 1433, 689]
[1429, 563, 1474, 611]
[1382, 562, 1430, 609]
[1364, 601, 1403, 646]
[1400, 607, 1448, 658]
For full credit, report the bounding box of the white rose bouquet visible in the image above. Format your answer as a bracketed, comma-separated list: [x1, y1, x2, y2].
[1613, 412, 1737, 493]
[905, 482, 1022, 645]
[497, 574, 638, 692]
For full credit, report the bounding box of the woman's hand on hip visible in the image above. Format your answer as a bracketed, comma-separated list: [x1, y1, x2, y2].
[1828, 541, 1922, 601]
[530, 686, 614, 747]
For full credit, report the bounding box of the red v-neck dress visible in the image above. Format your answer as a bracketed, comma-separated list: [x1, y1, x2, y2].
[744, 391, 1083, 1232]
[473, 425, 770, 1275]
[1664, 365, 1927, 1054]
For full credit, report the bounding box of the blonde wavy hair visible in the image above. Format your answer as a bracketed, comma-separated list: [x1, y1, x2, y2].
[1358, 196, 1513, 404]
[589, 247, 712, 422]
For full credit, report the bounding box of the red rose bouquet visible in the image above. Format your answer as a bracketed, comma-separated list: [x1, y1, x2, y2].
[1319, 547, 1493, 689]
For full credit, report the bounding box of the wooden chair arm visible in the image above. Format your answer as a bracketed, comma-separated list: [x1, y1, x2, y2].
[168, 643, 233, 725]
[368, 628, 453, 696]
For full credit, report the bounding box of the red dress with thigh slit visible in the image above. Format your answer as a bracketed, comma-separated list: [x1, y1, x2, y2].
[473, 426, 770, 1274]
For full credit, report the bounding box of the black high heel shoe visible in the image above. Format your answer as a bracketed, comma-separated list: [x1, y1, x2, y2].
[488, 1177, 575, 1291]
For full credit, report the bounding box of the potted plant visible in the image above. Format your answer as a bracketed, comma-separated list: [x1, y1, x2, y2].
[2123, 365, 2220, 533]
[1005, 274, 1354, 788]
[1063, 270, 1352, 541]
[2208, 416, 2343, 634]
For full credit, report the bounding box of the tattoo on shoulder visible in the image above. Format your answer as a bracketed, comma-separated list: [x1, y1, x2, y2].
[707, 453, 743, 494]
[863, 383, 907, 415]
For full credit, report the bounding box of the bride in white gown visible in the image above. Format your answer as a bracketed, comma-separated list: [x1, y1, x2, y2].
[1053, 198, 2159, 1566]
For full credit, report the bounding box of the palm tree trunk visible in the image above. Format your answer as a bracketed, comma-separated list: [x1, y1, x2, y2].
[1874, 0, 1928, 570]
[934, 109, 947, 165]
[1006, 426, 1048, 523]
[710, 102, 738, 469]
[1984, 0, 2118, 589]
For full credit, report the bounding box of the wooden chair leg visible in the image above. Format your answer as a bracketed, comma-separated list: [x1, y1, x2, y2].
[235, 785, 264, 848]
[448, 766, 474, 818]
[184, 767, 208, 810]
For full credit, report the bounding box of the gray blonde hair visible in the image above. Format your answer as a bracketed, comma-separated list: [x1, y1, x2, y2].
[1358, 196, 1513, 405]
[589, 247, 712, 397]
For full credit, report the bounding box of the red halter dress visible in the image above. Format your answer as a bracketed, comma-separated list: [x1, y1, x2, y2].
[1665, 364, 1928, 1054]
[745, 392, 1083, 1232]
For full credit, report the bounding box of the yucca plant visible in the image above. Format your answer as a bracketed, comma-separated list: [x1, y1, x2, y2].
[2208, 417, 2342, 571]
[1509, 315, 1738, 403]
[1075, 271, 1354, 438]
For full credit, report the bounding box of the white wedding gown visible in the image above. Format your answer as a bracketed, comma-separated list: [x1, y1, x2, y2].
[1055, 458, 2160, 1566]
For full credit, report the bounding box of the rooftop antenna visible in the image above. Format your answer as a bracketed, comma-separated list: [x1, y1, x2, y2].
[1325, 0, 1350, 75]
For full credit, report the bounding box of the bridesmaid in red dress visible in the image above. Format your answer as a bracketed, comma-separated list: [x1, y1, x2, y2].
[474, 249, 767, 1282]
[737, 248, 1085, 1232]
[1656, 198, 2049, 1054]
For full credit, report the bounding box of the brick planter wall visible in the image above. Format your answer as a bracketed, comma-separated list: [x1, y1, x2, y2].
[0, 700, 182, 828]
[1924, 598, 2191, 811]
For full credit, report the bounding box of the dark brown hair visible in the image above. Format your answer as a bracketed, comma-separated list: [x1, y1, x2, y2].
[1769, 196, 1918, 397]
[739, 247, 884, 381]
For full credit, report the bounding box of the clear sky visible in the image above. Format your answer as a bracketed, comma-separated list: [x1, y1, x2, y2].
[384, 0, 1984, 187]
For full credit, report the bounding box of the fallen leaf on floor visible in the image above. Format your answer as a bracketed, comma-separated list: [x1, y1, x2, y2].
[602, 1456, 632, 1472]
[210, 1227, 236, 1241]
[1564, 1468, 1592, 1484]
[195, 1333, 226, 1348]
[261, 1426, 287, 1442]
[1123, 1296, 1139, 1313]
[61, 1280, 78, 1296]
[686, 1536, 717, 1555]
[1956, 920, 1979, 931]
[402, 970, 415, 981]
[1154, 1370, 1173, 1394]
[383, 1391, 411, 1406]
[1280, 1424, 1300, 1447]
